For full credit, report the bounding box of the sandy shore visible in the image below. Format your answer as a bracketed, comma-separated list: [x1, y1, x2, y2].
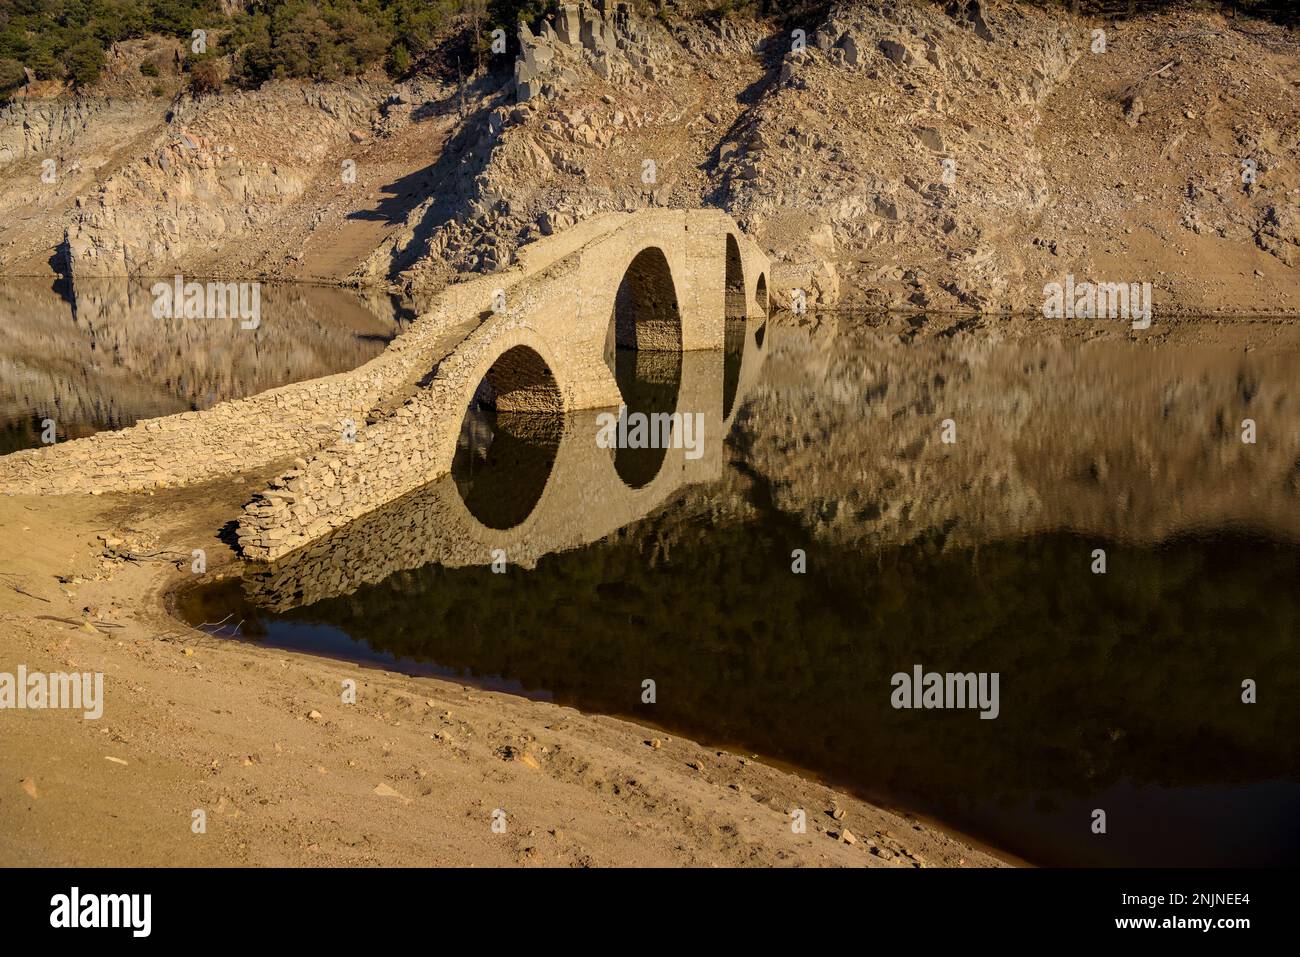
[0, 479, 1005, 867]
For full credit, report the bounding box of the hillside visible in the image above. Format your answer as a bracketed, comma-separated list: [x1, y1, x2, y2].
[0, 0, 1296, 315]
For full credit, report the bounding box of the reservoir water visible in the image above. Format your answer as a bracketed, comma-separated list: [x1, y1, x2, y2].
[0, 278, 410, 453]
[95, 304, 1300, 867]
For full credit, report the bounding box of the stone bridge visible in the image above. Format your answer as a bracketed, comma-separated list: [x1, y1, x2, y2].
[236, 335, 767, 610]
[0, 210, 771, 563]
[236, 209, 770, 561]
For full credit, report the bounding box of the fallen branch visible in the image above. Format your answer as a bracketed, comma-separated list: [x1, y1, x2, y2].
[1123, 59, 1177, 96]
[1158, 31, 1222, 43]
[2, 581, 51, 603]
[31, 614, 125, 629]
[115, 548, 191, 566]
[0, 572, 52, 604]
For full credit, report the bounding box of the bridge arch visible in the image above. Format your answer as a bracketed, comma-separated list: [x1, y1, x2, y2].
[725, 234, 746, 319]
[602, 244, 685, 488]
[722, 316, 747, 421]
[608, 246, 682, 353]
[430, 323, 573, 477]
[477, 343, 563, 413]
[452, 343, 564, 530]
[755, 273, 768, 316]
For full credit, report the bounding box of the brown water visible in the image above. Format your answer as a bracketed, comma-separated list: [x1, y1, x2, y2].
[174, 311, 1300, 867]
[0, 277, 412, 454]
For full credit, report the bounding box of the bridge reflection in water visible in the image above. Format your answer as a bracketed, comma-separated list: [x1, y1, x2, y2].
[240, 313, 766, 611]
[178, 316, 1300, 868]
[610, 349, 682, 489]
[451, 404, 563, 531]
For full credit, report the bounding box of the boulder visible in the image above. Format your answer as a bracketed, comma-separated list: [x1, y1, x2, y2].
[879, 39, 915, 66]
[771, 259, 841, 309]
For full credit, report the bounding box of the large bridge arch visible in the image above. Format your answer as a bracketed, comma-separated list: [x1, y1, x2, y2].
[607, 245, 683, 354]
[477, 342, 564, 413]
[725, 233, 747, 319]
[452, 341, 565, 531]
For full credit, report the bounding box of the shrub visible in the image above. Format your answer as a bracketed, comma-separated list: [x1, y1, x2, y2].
[387, 42, 412, 77]
[187, 56, 227, 95]
[0, 57, 24, 95]
[66, 38, 106, 88]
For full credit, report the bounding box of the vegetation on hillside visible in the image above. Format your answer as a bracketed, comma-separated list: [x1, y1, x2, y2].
[0, 0, 539, 97]
[1, 0, 1293, 100]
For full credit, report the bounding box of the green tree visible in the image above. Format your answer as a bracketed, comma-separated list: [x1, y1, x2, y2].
[66, 36, 106, 87]
[0, 56, 25, 94]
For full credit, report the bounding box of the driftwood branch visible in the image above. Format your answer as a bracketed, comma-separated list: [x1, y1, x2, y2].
[0, 572, 51, 604]
[31, 614, 124, 630]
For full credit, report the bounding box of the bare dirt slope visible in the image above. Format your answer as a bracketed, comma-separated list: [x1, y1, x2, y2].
[1027, 10, 1300, 315]
[219, 90, 467, 285]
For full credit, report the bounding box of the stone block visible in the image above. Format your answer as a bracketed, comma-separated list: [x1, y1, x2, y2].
[556, 4, 580, 45]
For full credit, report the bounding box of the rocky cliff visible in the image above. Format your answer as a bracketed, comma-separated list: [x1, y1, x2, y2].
[0, 1, 1296, 315]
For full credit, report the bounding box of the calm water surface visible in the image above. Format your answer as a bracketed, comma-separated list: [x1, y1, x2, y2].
[168, 310, 1300, 867]
[0, 277, 411, 453]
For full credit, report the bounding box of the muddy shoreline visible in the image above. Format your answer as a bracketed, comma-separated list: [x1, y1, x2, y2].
[165, 556, 1030, 868]
[0, 477, 1005, 867]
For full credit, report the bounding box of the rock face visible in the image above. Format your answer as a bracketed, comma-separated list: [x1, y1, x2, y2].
[770, 259, 840, 309]
[721, 0, 1083, 313]
[63, 83, 381, 278]
[514, 1, 660, 102]
[1, 1, 1295, 318]
[355, 0, 1298, 316]
[0, 95, 169, 273]
[0, 98, 118, 166]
